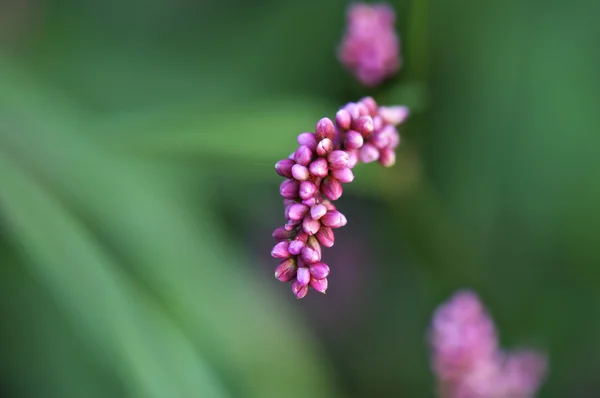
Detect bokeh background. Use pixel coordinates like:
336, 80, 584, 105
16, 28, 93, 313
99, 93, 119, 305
1, 0, 600, 397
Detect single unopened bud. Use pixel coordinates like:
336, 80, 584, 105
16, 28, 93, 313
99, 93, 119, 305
273, 226, 294, 241
378, 148, 396, 167
345, 130, 364, 149
309, 157, 329, 177
327, 150, 350, 170
389, 129, 400, 149
297, 132, 318, 150
315, 117, 336, 140
288, 240, 305, 255
310, 204, 328, 220
316, 226, 335, 247
344, 103, 360, 119
356, 102, 370, 117
291, 164, 310, 181
360, 96, 378, 116
316, 138, 334, 156
306, 235, 322, 257
321, 177, 343, 201
359, 143, 379, 163
301, 247, 321, 264
274, 258, 297, 282
372, 115, 383, 132
335, 109, 352, 130
331, 167, 354, 183
347, 149, 359, 168
280, 179, 299, 199
322, 200, 337, 211
351, 116, 374, 137
299, 180, 318, 200
372, 127, 393, 149
378, 105, 409, 126
296, 231, 309, 243
302, 197, 316, 207
271, 241, 291, 258
287, 203, 309, 221
321, 210, 347, 228
275, 159, 295, 178
292, 280, 309, 298
309, 262, 330, 279
294, 145, 313, 166
310, 277, 328, 294
302, 215, 321, 235
285, 219, 301, 231
296, 267, 311, 286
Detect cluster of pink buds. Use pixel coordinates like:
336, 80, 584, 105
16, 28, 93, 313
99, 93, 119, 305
338, 2, 401, 87
429, 290, 547, 398
272, 97, 409, 298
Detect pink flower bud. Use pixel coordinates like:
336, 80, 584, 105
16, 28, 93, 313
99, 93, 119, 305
316, 226, 335, 247
294, 145, 313, 166
280, 179, 299, 199
309, 262, 330, 279
284, 219, 301, 231
271, 241, 291, 258
378, 147, 396, 167
389, 129, 400, 149
321, 210, 347, 228
274, 258, 297, 282
309, 157, 329, 177
273, 226, 293, 241
296, 267, 311, 286
302, 197, 317, 207
359, 143, 379, 163
355, 102, 370, 116
306, 235, 322, 258
322, 200, 336, 211
292, 280, 309, 298
310, 204, 328, 220
288, 240, 305, 255
331, 167, 354, 183
347, 149, 359, 168
345, 130, 364, 149
287, 203, 309, 221
351, 116, 374, 137
299, 180, 318, 200
291, 164, 310, 181
360, 96, 378, 116
335, 109, 352, 130
275, 159, 295, 178
372, 115, 383, 132
321, 177, 343, 201
301, 247, 321, 264
372, 127, 393, 149
316, 138, 334, 156
327, 150, 350, 170
302, 215, 321, 235
344, 103, 360, 119
310, 277, 328, 294
297, 132, 318, 150
315, 117, 336, 140
378, 105, 409, 125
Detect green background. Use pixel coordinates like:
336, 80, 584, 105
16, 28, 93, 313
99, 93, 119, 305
1, 0, 599, 397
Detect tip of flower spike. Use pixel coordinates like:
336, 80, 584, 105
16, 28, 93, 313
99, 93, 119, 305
316, 117, 336, 140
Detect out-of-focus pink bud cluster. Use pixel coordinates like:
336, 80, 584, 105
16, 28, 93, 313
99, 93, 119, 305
272, 97, 409, 298
429, 290, 547, 398
338, 3, 401, 87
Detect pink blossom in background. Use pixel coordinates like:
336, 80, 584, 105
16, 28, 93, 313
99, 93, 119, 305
429, 290, 547, 398
338, 3, 401, 87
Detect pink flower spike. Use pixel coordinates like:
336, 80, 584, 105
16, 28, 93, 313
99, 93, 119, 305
302, 216, 321, 235
310, 277, 328, 294
271, 241, 291, 258
309, 157, 329, 177
316, 117, 336, 140
275, 159, 295, 178
296, 267, 311, 286
316, 226, 335, 247
321, 176, 343, 201
331, 167, 354, 184
309, 262, 330, 279
359, 143, 379, 163
321, 210, 347, 228
335, 109, 352, 130
378, 105, 409, 125
292, 280, 309, 299
327, 150, 350, 170
316, 138, 334, 156
310, 204, 328, 220
274, 258, 297, 282
294, 145, 313, 166
297, 132, 318, 150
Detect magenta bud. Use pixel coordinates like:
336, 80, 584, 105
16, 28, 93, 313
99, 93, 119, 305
359, 143, 380, 163
306, 235, 322, 257
299, 180, 318, 200
285, 219, 301, 231
331, 167, 354, 183
321, 177, 343, 201
345, 130, 364, 149
280, 179, 299, 199
274, 258, 297, 282
287, 203, 309, 221
372, 115, 383, 132
296, 231, 309, 243
316, 226, 335, 247
292, 280, 309, 298
291, 164, 310, 181
378, 106, 409, 125
275, 159, 295, 178
302, 197, 317, 207
315, 117, 336, 140
356, 102, 370, 116
389, 129, 400, 149
301, 247, 321, 264
360, 96, 378, 116
310, 204, 327, 220
273, 226, 294, 241
297, 132, 318, 150
302, 216, 321, 235
327, 150, 349, 170
322, 201, 337, 211
316, 138, 334, 156
308, 157, 329, 178
372, 128, 393, 149
288, 240, 305, 255
271, 241, 291, 258
309, 262, 330, 279
378, 148, 396, 167
352, 116, 374, 137
347, 149, 359, 168
335, 109, 352, 130
310, 277, 328, 294
294, 145, 313, 166
296, 267, 311, 286
321, 210, 347, 228
344, 103, 360, 119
